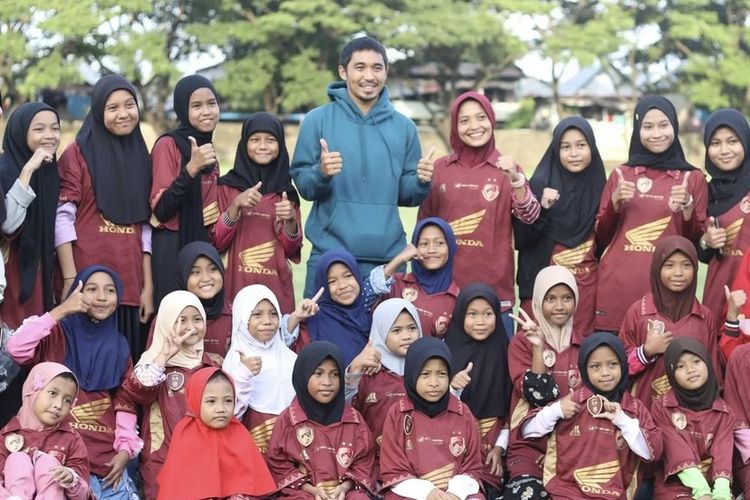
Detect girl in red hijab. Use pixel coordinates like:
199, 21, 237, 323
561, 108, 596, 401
418, 91, 540, 336
157, 367, 275, 499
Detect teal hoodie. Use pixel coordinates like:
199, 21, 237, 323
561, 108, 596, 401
291, 81, 429, 263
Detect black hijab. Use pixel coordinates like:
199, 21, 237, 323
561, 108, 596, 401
162, 75, 218, 246
76, 74, 151, 225
0, 102, 59, 308
517, 117, 606, 296
663, 337, 718, 411
176, 241, 225, 320
292, 341, 345, 426
578, 332, 628, 402
444, 283, 511, 418
624, 95, 694, 171
704, 108, 750, 217
404, 337, 453, 418
219, 112, 299, 205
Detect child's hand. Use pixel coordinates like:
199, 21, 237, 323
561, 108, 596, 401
159, 323, 194, 361
417, 145, 437, 183
593, 400, 622, 422
102, 450, 130, 488
611, 168, 635, 211
52, 281, 91, 321
400, 243, 421, 263
328, 480, 353, 500
485, 445, 504, 476
24, 147, 55, 173
540, 187, 560, 209
704, 216, 727, 249
450, 362, 473, 391
186, 136, 217, 177
643, 325, 674, 358
668, 172, 691, 212
725, 285, 747, 322
238, 351, 262, 375
510, 309, 542, 345
560, 391, 581, 419
50, 465, 76, 489
350, 340, 382, 376
274, 192, 295, 222
496, 155, 521, 182
294, 287, 324, 320
426, 488, 455, 500
306, 483, 328, 500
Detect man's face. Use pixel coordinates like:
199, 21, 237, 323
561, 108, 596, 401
338, 50, 387, 110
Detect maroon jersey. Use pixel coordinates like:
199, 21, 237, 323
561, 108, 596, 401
0, 417, 90, 484
58, 141, 146, 306
351, 369, 405, 450
120, 357, 214, 500
0, 240, 45, 328
550, 237, 598, 335
650, 391, 734, 499
532, 387, 662, 499
620, 294, 720, 408
217, 187, 302, 314
720, 343, 750, 496
388, 273, 458, 338
702, 197, 750, 331
16, 326, 136, 477
379, 395, 483, 498
595, 166, 708, 331
149, 136, 219, 231
476, 416, 504, 489
242, 408, 278, 457
506, 334, 581, 479
419, 155, 528, 311
266, 398, 376, 498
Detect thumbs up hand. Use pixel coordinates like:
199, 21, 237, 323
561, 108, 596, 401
417, 145, 437, 183
319, 139, 343, 178
274, 191, 295, 222
704, 216, 727, 249
238, 350, 263, 375
669, 171, 692, 212
186, 136, 217, 177
350, 340, 382, 376
450, 362, 473, 391
611, 167, 636, 212
725, 285, 747, 322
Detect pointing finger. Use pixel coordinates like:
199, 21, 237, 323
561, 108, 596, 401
310, 287, 325, 303
320, 138, 329, 154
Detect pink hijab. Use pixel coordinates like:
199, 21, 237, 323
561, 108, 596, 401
447, 91, 498, 168
17, 362, 78, 431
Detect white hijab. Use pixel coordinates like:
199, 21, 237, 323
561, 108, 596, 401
222, 285, 296, 415
531, 265, 579, 353
369, 298, 423, 376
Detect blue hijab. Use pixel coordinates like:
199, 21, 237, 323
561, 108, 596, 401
61, 265, 130, 391
307, 250, 372, 366
411, 217, 457, 294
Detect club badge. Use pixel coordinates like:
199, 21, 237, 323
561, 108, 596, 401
296, 426, 314, 447
402, 288, 419, 302
403, 414, 413, 435
449, 436, 466, 457
336, 447, 353, 468
4, 433, 23, 453
637, 177, 652, 194
672, 412, 687, 431
167, 372, 184, 392
543, 349, 556, 368
586, 394, 606, 417
482, 184, 499, 202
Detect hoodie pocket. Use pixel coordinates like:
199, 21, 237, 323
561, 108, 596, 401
327, 200, 405, 260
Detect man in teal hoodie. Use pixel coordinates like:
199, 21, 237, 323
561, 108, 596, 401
291, 36, 435, 296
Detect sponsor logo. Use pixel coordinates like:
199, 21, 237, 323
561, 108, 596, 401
573, 459, 620, 495
724, 218, 744, 249
69, 397, 113, 433
570, 425, 581, 436
403, 414, 413, 435
624, 216, 671, 252
449, 210, 486, 236
203, 202, 219, 226
238, 241, 279, 275
98, 214, 135, 234
365, 392, 377, 404
553, 240, 594, 268
651, 374, 671, 396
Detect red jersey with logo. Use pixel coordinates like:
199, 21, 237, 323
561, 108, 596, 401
506, 334, 581, 479
216, 187, 302, 314
528, 387, 662, 499
702, 198, 750, 331
419, 155, 539, 311
120, 357, 214, 500
266, 398, 376, 499
14, 326, 136, 477
620, 294, 720, 408
595, 166, 708, 331
242, 408, 278, 458
388, 273, 458, 338
58, 141, 145, 306
379, 396, 484, 498
149, 137, 219, 231
722, 343, 750, 496
0, 417, 90, 487
651, 392, 734, 499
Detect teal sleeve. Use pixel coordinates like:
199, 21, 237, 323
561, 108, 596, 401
676, 467, 711, 498
711, 477, 731, 500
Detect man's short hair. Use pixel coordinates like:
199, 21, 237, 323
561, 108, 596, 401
339, 36, 388, 68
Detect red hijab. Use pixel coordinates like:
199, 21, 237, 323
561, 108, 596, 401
447, 91, 498, 168
157, 367, 276, 499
